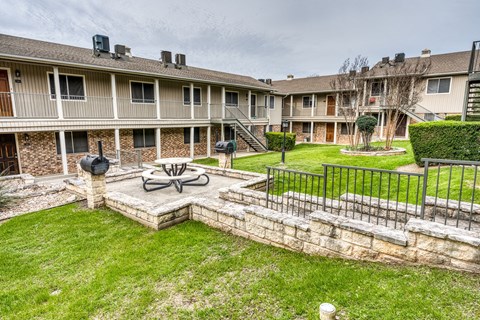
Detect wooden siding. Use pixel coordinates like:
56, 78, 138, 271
418, 75, 467, 114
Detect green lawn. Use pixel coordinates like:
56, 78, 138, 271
196, 141, 480, 204
1, 204, 479, 319
195, 141, 415, 173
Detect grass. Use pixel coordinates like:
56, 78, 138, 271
1, 204, 480, 319
195, 141, 480, 204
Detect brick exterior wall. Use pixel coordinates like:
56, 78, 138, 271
291, 122, 310, 142
313, 123, 326, 143
18, 131, 63, 176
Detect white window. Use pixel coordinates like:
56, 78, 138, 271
225, 91, 239, 107
269, 95, 275, 109
183, 86, 202, 106
55, 131, 88, 154
371, 81, 384, 97
48, 73, 85, 100
131, 82, 154, 103
426, 78, 451, 94
303, 96, 312, 108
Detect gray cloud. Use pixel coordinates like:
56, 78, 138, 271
1, 0, 479, 80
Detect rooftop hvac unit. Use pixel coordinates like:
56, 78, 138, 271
175, 53, 186, 66
394, 52, 405, 63
381, 56, 390, 64
92, 34, 110, 53
161, 51, 172, 64
265, 79, 272, 85
114, 44, 126, 55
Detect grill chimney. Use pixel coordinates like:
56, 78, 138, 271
287, 74, 294, 80
421, 48, 431, 58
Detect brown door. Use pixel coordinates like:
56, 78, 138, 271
395, 116, 407, 137
0, 134, 19, 175
326, 123, 335, 142
0, 70, 13, 117
327, 96, 336, 116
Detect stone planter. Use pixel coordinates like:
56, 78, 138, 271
340, 147, 406, 156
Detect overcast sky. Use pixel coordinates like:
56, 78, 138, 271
1, 0, 479, 80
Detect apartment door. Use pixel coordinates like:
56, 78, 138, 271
395, 116, 407, 137
0, 70, 14, 117
326, 123, 335, 142
326, 96, 336, 116
250, 94, 257, 118
0, 134, 19, 175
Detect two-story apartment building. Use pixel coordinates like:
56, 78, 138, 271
273, 49, 472, 144
0, 34, 283, 177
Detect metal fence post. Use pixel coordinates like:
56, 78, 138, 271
420, 159, 429, 219
265, 167, 271, 208
322, 164, 327, 211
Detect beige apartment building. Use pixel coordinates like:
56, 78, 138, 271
0, 33, 476, 177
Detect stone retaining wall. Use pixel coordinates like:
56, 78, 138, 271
103, 191, 480, 273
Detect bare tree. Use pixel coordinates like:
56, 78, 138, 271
330, 56, 369, 148
374, 57, 431, 149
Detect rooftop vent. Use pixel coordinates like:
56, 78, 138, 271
421, 48, 431, 58
161, 51, 173, 65
92, 34, 110, 56
125, 47, 132, 58
175, 53, 186, 66
361, 66, 370, 73
394, 52, 405, 63
381, 56, 390, 64
287, 74, 294, 80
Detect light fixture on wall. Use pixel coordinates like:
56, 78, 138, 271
15, 69, 21, 77
23, 133, 30, 145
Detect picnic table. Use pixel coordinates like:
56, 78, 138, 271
142, 157, 209, 193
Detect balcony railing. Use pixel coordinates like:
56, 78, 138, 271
1, 92, 268, 121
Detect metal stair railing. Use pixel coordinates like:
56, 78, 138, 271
225, 107, 267, 151
407, 104, 444, 122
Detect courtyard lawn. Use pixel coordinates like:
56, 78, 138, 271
194, 141, 415, 173
195, 141, 480, 204
1, 204, 479, 319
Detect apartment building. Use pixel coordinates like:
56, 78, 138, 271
0, 34, 283, 176
274, 49, 473, 143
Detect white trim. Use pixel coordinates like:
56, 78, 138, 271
182, 85, 202, 107
47, 71, 87, 102
111, 74, 118, 119
156, 128, 161, 159
207, 85, 211, 120
289, 95, 293, 117
247, 90, 252, 119
425, 77, 452, 95
58, 130, 68, 175
207, 126, 211, 157
155, 79, 161, 119
190, 127, 195, 158
190, 83, 195, 119
221, 87, 226, 119
114, 128, 120, 154
311, 94, 315, 117
333, 122, 338, 144
0, 67, 16, 117
129, 80, 155, 104
225, 90, 240, 108
310, 121, 314, 142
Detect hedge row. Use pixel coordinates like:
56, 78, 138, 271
265, 132, 296, 151
445, 114, 480, 121
409, 121, 480, 165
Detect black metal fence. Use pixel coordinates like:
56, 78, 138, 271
266, 158, 480, 231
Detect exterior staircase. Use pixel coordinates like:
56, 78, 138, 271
405, 104, 444, 123
463, 40, 480, 121
230, 120, 267, 152
224, 107, 268, 152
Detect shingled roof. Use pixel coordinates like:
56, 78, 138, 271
273, 50, 471, 94
272, 74, 339, 94
0, 34, 272, 91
